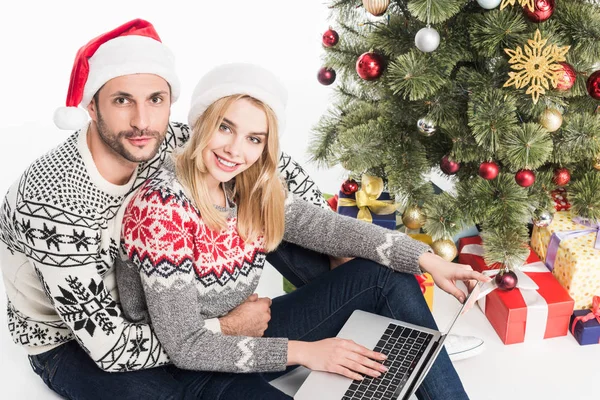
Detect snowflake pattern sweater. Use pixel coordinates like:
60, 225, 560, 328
0, 122, 327, 372
117, 162, 431, 373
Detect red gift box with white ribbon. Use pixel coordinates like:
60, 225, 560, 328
458, 236, 575, 345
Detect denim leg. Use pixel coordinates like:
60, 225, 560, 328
176, 372, 292, 400
263, 258, 468, 400
28, 340, 188, 400
266, 241, 330, 287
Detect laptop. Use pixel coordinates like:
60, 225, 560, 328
294, 284, 478, 400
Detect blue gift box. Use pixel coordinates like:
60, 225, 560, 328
570, 310, 600, 345
337, 191, 396, 230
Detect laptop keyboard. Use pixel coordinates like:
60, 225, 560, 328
342, 323, 433, 400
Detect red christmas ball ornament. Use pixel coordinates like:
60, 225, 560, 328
479, 161, 500, 180
555, 62, 576, 91
317, 67, 336, 86
356, 52, 385, 81
587, 70, 600, 100
515, 169, 536, 187
553, 168, 571, 186
440, 156, 460, 175
322, 28, 339, 47
495, 270, 518, 291
522, 0, 555, 23
341, 179, 359, 195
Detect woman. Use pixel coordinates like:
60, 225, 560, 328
118, 63, 487, 399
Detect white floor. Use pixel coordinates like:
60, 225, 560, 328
1, 262, 598, 399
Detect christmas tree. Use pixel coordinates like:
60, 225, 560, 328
311, 0, 600, 270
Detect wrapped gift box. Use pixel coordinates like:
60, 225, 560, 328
570, 311, 600, 346
458, 235, 540, 272
409, 233, 434, 311
337, 191, 396, 230
531, 211, 600, 310
459, 235, 574, 345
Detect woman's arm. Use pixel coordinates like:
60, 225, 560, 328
282, 194, 430, 275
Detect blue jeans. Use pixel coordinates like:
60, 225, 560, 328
29, 244, 467, 399
265, 244, 468, 400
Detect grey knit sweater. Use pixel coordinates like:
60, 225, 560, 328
117, 164, 431, 374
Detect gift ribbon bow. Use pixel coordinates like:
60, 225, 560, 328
337, 175, 398, 224
545, 216, 600, 271
571, 296, 600, 335
415, 274, 433, 294
461, 243, 550, 341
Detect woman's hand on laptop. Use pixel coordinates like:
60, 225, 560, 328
287, 338, 388, 381
418, 252, 491, 309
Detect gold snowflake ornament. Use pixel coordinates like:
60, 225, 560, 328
503, 29, 570, 104
500, 0, 534, 12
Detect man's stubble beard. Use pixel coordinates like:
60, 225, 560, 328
96, 107, 167, 163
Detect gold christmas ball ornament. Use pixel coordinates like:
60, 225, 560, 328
362, 0, 390, 16
431, 239, 458, 262
402, 205, 425, 230
539, 108, 563, 132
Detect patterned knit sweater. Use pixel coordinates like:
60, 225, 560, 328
0, 122, 327, 372
117, 162, 431, 373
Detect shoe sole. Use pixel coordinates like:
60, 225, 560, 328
448, 341, 485, 362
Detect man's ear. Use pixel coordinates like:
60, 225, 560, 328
87, 98, 98, 122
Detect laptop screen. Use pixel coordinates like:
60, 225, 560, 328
441, 283, 478, 334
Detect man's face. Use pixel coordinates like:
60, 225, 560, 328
87, 74, 171, 163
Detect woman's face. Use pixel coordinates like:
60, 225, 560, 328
201, 97, 268, 187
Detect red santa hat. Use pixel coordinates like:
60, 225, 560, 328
54, 18, 180, 130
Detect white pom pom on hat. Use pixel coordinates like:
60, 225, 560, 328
53, 107, 88, 130
54, 18, 180, 130
187, 63, 288, 135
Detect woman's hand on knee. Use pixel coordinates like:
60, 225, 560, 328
418, 252, 491, 306
287, 338, 387, 381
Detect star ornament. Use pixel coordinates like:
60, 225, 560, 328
500, 0, 534, 12
503, 29, 570, 104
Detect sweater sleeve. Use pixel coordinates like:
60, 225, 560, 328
278, 152, 328, 209
282, 194, 432, 275
121, 187, 288, 373
10, 207, 171, 372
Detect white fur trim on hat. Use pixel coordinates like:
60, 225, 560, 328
53, 107, 89, 131
82, 35, 180, 108
187, 63, 288, 135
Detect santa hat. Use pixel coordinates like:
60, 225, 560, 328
54, 18, 180, 130
187, 63, 288, 135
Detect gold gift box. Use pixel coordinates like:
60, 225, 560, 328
531, 211, 600, 309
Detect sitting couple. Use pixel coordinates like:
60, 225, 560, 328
0, 19, 488, 399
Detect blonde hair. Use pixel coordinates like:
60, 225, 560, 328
175, 95, 285, 251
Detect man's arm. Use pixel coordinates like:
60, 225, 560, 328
9, 201, 171, 372
278, 152, 328, 209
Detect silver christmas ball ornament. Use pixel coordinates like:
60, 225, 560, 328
476, 0, 502, 9
533, 210, 553, 227
415, 27, 440, 53
417, 118, 436, 136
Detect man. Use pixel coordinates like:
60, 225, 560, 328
0, 19, 482, 399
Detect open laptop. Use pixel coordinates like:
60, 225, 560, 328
294, 285, 478, 400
